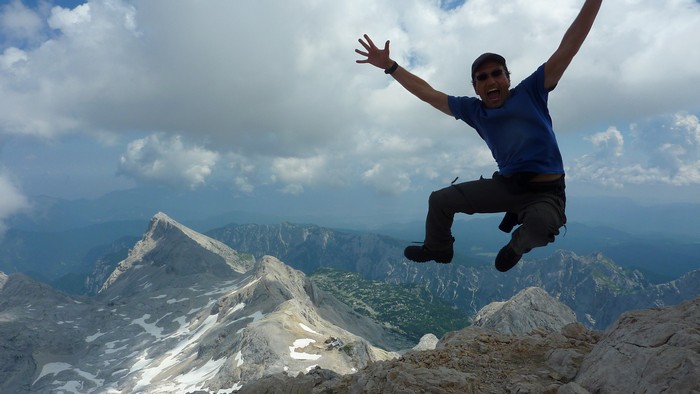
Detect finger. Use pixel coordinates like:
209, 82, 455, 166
357, 38, 370, 51
355, 49, 369, 56
383, 40, 390, 51
364, 34, 377, 49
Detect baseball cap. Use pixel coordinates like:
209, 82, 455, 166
471, 53, 507, 79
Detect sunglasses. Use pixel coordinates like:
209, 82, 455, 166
475, 68, 505, 82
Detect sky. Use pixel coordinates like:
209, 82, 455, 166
1, 0, 700, 231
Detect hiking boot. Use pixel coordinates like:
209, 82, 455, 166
495, 243, 522, 272
404, 242, 453, 264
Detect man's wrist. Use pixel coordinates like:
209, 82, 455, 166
384, 61, 399, 74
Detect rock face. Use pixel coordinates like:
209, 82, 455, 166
473, 286, 578, 335
576, 296, 700, 393
237, 293, 700, 394
0, 213, 405, 394
412, 333, 439, 351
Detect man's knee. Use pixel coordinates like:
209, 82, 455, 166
428, 187, 452, 207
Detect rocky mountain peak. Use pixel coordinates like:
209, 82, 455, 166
99, 212, 254, 293
473, 286, 578, 335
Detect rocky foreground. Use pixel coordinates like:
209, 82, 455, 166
236, 292, 700, 394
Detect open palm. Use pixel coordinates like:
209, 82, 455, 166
355, 34, 391, 69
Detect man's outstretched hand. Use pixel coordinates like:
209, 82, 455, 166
355, 34, 393, 70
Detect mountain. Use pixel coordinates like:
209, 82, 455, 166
472, 286, 577, 335
208, 222, 700, 330
207, 222, 411, 277
237, 290, 700, 393
3, 213, 698, 393
0, 213, 409, 393
4, 189, 699, 291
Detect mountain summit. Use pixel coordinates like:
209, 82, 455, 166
100, 211, 253, 293
473, 286, 578, 335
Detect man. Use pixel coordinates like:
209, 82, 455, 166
355, 0, 603, 272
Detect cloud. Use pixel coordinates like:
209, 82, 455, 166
569, 113, 700, 187
269, 156, 330, 195
362, 163, 413, 195
0, 0, 44, 47
47, 3, 91, 31
1, 0, 699, 198
588, 127, 624, 159
0, 46, 27, 71
0, 169, 29, 236
118, 134, 219, 188
569, 127, 626, 188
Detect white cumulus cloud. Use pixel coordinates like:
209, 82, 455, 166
118, 134, 219, 188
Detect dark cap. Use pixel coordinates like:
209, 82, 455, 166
471, 52, 507, 79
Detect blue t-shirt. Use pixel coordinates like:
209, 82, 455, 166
447, 64, 564, 176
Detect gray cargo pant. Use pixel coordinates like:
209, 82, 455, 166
423, 172, 567, 255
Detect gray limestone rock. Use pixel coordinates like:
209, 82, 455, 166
472, 286, 578, 334
575, 296, 700, 393
237, 292, 698, 394
412, 333, 439, 351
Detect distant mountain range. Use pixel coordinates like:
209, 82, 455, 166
2, 186, 698, 288
373, 216, 700, 282
206, 222, 700, 330
2, 212, 698, 331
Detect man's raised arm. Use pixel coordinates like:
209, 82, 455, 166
355, 34, 452, 116
544, 0, 603, 90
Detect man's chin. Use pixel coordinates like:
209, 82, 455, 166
483, 99, 503, 108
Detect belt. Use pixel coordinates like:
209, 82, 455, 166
529, 173, 563, 182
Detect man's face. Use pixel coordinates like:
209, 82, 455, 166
473, 61, 511, 108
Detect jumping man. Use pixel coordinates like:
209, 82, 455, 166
355, 0, 603, 272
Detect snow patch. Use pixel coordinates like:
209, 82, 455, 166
289, 338, 321, 361
174, 357, 228, 391
33, 362, 104, 389
130, 314, 165, 339
299, 323, 319, 334
132, 313, 220, 391
167, 297, 190, 304
85, 330, 106, 343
